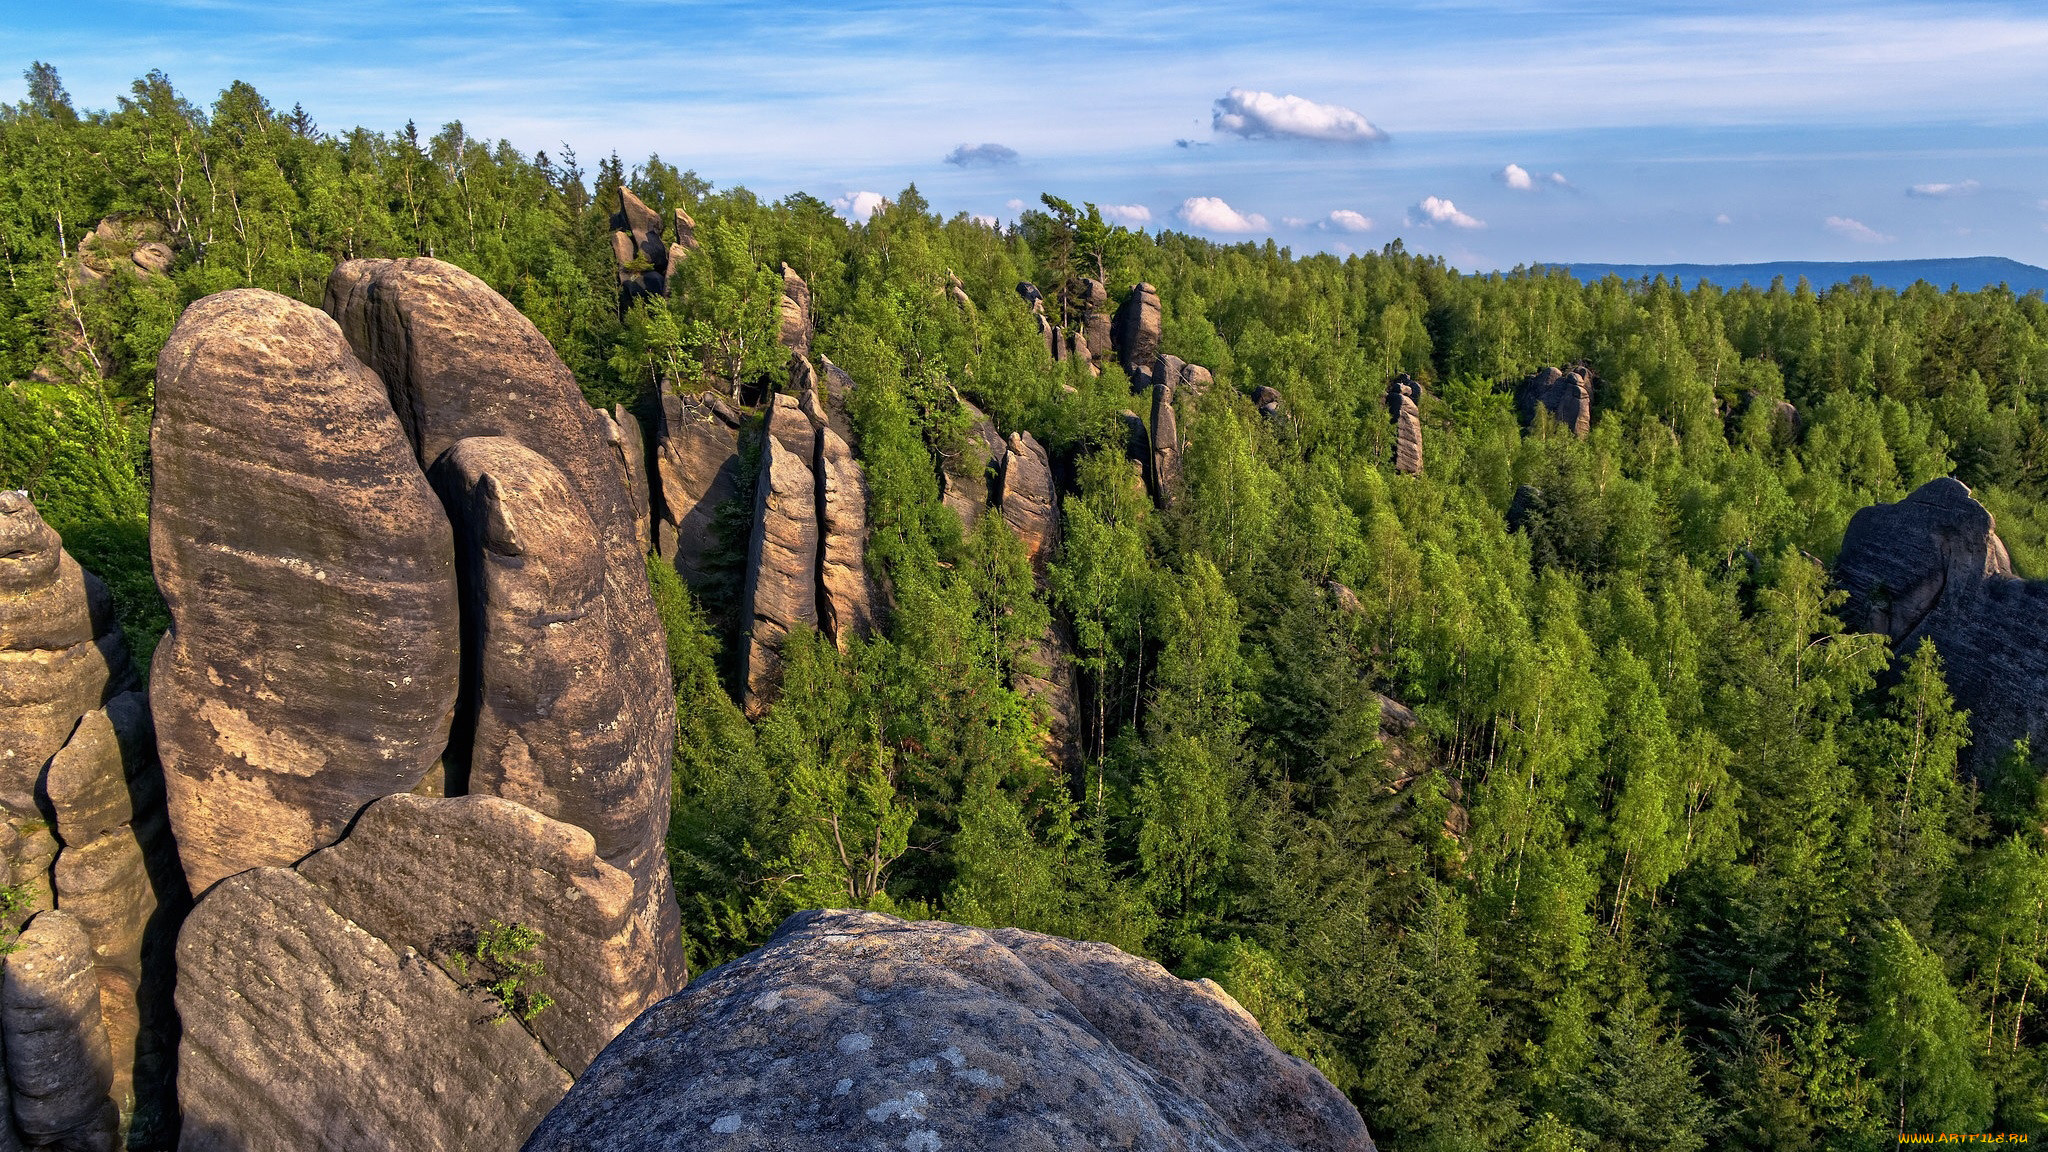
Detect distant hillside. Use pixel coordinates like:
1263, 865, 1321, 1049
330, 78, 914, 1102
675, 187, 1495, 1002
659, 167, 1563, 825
1550, 256, 2048, 295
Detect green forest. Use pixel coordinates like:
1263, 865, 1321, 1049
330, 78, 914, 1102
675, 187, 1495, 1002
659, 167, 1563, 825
6, 64, 2048, 1149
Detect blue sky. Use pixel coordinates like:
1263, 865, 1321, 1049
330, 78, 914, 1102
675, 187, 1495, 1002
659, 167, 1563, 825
8, 0, 2048, 269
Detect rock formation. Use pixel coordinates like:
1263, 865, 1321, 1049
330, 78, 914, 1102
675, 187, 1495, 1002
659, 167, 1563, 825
1112, 282, 1163, 378
610, 187, 670, 305
151, 289, 461, 892
939, 399, 1005, 529
77, 217, 171, 283
779, 263, 813, 355
140, 263, 687, 1149
654, 392, 743, 584
1148, 381, 1181, 507
4, 911, 117, 1151
1387, 375, 1424, 476
1515, 364, 1593, 437
526, 909, 1376, 1152
606, 403, 652, 555
815, 356, 859, 448
741, 395, 821, 712
1833, 477, 2048, 777
996, 431, 1056, 571
816, 424, 880, 649
1073, 277, 1113, 363
1254, 386, 1284, 421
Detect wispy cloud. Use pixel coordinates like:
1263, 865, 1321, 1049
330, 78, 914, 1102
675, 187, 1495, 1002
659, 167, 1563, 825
943, 143, 1018, 168
1906, 179, 1978, 198
1825, 215, 1893, 243
1412, 196, 1484, 229
1325, 209, 1373, 232
1101, 203, 1151, 226
834, 190, 886, 221
1211, 88, 1385, 143
1179, 196, 1268, 233
1714, 213, 1733, 225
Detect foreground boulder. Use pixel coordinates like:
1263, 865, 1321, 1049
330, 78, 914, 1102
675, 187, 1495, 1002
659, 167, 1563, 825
4, 911, 117, 1151
525, 910, 1375, 1152
151, 290, 461, 892
1833, 477, 2048, 777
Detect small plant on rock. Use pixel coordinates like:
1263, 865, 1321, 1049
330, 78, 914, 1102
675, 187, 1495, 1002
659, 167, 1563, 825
447, 919, 555, 1024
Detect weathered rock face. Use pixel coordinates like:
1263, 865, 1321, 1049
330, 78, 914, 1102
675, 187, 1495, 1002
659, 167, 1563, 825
326, 258, 684, 986
654, 392, 744, 584
1074, 277, 1113, 363
1180, 362, 1215, 397
779, 263, 813, 355
526, 910, 1376, 1152
4, 910, 117, 1151
1112, 282, 1163, 378
610, 187, 670, 304
816, 426, 880, 649
1387, 375, 1424, 476
1833, 477, 2048, 777
1148, 382, 1182, 507
175, 866, 570, 1152
0, 493, 132, 820
742, 395, 821, 713
1515, 364, 1593, 437
607, 403, 652, 556
1065, 327, 1095, 371
295, 794, 660, 1075
151, 289, 461, 892
76, 216, 171, 283
38, 689, 185, 1135
996, 431, 1056, 571
815, 356, 859, 448
940, 399, 1005, 529
1015, 623, 1082, 765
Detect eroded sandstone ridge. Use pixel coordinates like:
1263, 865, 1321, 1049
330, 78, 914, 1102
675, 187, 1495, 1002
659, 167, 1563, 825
1832, 476, 2048, 776
1516, 364, 1593, 437
0, 492, 184, 1148
1387, 375, 1424, 476
138, 259, 686, 1150
524, 909, 1376, 1152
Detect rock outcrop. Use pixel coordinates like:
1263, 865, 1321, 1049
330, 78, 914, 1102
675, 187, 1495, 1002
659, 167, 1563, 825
610, 187, 671, 305
4, 911, 117, 1151
940, 399, 1005, 529
1254, 385, 1284, 421
325, 257, 683, 985
1112, 282, 1163, 378
816, 425, 880, 649
654, 392, 744, 584
607, 403, 653, 555
779, 263, 813, 355
151, 289, 461, 892
526, 909, 1376, 1152
1073, 277, 1113, 364
741, 395, 821, 712
996, 431, 1056, 571
1148, 381, 1181, 507
1516, 364, 1593, 437
1833, 477, 2048, 777
1387, 375, 1424, 476
77, 217, 171, 283
175, 865, 570, 1152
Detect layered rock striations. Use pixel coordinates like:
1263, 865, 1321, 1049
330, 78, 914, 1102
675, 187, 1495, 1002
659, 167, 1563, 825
779, 263, 813, 355
136, 261, 689, 1149
150, 289, 460, 893
525, 909, 1376, 1152
1112, 282, 1163, 378
1833, 477, 2048, 777
1387, 375, 1424, 476
741, 395, 822, 712
654, 391, 744, 584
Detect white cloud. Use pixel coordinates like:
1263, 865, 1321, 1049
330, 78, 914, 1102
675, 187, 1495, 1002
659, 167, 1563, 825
1500, 163, 1568, 190
1005, 198, 1026, 212
1101, 204, 1152, 226
1178, 196, 1269, 233
1907, 179, 1979, 198
1281, 216, 1311, 228
1326, 209, 1374, 232
971, 213, 999, 228
1211, 88, 1386, 143
833, 191, 886, 221
1825, 215, 1894, 243
1412, 196, 1485, 229
1715, 213, 1733, 225
944, 143, 1019, 168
